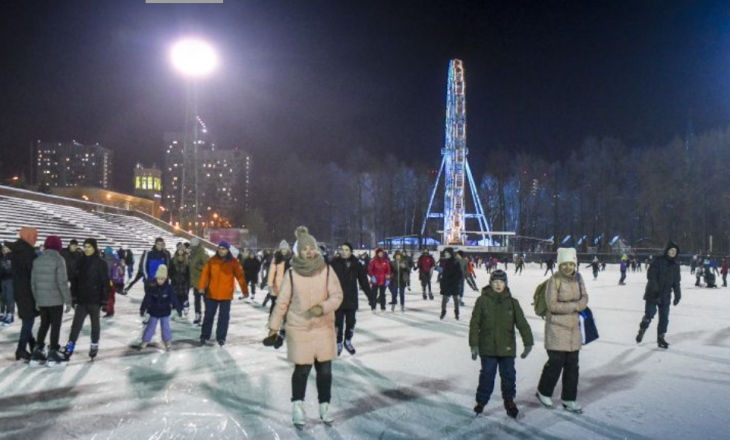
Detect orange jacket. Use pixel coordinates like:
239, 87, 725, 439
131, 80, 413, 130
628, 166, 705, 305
198, 255, 248, 300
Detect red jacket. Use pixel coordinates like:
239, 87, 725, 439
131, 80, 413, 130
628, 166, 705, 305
368, 253, 392, 287
417, 254, 436, 273
722, 261, 728, 275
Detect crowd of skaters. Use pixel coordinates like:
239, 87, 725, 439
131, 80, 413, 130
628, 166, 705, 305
0, 224, 688, 429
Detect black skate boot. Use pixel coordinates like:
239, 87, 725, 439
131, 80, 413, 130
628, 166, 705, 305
89, 343, 99, 360
440, 309, 446, 320
46, 349, 68, 367
636, 327, 647, 344
473, 401, 486, 416
504, 399, 519, 418
62, 341, 75, 361
657, 334, 669, 349
344, 339, 356, 355
29, 345, 47, 367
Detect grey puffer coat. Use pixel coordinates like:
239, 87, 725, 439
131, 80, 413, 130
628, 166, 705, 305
31, 249, 72, 307
544, 271, 588, 352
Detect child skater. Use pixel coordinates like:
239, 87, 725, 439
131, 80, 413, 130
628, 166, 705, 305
139, 265, 183, 351
469, 269, 533, 418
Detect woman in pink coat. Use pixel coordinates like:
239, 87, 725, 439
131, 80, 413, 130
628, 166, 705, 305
268, 226, 343, 429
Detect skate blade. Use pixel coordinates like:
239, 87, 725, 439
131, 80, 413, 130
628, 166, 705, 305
46, 361, 68, 368
294, 423, 305, 430
562, 406, 583, 414
29, 361, 46, 367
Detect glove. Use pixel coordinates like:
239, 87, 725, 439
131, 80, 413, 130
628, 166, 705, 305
673, 298, 680, 306
385, 279, 391, 287
521, 345, 532, 359
309, 305, 324, 317
64, 304, 72, 314
263, 329, 280, 346
140, 309, 145, 317
470, 346, 478, 361
370, 276, 377, 284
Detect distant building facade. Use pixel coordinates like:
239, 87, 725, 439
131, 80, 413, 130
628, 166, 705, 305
34, 141, 113, 189
162, 132, 252, 228
133, 164, 162, 200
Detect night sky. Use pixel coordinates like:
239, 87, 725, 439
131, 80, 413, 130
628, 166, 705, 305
2, 1, 730, 191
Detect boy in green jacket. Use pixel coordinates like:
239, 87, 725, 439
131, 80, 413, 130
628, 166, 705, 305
469, 269, 533, 418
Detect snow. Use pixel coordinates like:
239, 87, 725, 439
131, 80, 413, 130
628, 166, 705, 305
1, 263, 728, 440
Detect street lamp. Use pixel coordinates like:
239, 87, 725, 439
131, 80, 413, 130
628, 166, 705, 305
170, 37, 218, 236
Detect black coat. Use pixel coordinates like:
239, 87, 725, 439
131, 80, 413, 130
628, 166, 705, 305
243, 257, 261, 281
644, 241, 681, 304
331, 255, 371, 311
439, 257, 463, 296
141, 281, 183, 318
169, 257, 190, 298
76, 253, 110, 306
10, 239, 37, 320
61, 247, 83, 281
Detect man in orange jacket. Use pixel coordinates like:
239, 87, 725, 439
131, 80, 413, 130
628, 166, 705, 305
198, 241, 247, 346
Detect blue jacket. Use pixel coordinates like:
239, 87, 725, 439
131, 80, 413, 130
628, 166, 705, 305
142, 248, 171, 282
140, 281, 183, 318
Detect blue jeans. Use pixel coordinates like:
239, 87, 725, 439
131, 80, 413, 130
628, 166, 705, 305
619, 271, 627, 283
476, 355, 516, 404
389, 284, 406, 306
1, 278, 14, 314
201, 298, 231, 342
640, 299, 671, 334
17, 316, 36, 353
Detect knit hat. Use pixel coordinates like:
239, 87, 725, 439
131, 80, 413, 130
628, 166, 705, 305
69, 239, 78, 246
43, 236, 62, 252
341, 242, 353, 252
84, 238, 98, 252
155, 264, 168, 279
490, 269, 508, 284
557, 247, 577, 266
190, 237, 200, 247
278, 239, 291, 251
104, 246, 115, 257
218, 241, 231, 250
443, 247, 454, 258
294, 226, 318, 254
19, 227, 38, 246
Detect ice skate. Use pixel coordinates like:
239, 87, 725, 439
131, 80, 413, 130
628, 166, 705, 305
292, 400, 306, 429
344, 339, 356, 355
320, 402, 334, 426
29, 346, 47, 367
657, 333, 669, 349
504, 399, 519, 418
337, 342, 343, 356
440, 310, 446, 320
562, 401, 583, 414
400, 304, 405, 313
46, 350, 68, 368
536, 391, 554, 408
164, 341, 172, 351
473, 401, 485, 415
138, 342, 148, 351
391, 303, 396, 313
636, 327, 646, 344
89, 343, 98, 360
193, 313, 201, 326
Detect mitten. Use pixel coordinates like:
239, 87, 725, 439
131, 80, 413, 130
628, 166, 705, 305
470, 346, 478, 361
310, 305, 324, 317
673, 297, 680, 306
521, 345, 532, 359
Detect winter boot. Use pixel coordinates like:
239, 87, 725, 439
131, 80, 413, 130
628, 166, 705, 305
344, 339, 356, 355
657, 334, 669, 349
29, 345, 47, 367
636, 327, 647, 344
562, 401, 583, 414
504, 399, 519, 418
89, 343, 99, 360
46, 349, 68, 367
536, 391, 554, 408
292, 400, 306, 429
193, 313, 201, 326
319, 402, 334, 426
337, 342, 343, 356
473, 401, 486, 415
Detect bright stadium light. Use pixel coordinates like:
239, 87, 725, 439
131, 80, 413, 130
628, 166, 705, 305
170, 38, 218, 78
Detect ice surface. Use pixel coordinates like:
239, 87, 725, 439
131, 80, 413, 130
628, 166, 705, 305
1, 264, 728, 440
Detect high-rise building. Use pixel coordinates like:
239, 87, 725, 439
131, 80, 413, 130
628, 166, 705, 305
34, 141, 113, 189
162, 132, 252, 227
133, 163, 162, 200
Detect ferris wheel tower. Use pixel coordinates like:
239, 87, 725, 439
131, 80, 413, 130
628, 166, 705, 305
422, 59, 491, 245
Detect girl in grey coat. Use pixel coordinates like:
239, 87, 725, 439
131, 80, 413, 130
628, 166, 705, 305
30, 236, 72, 366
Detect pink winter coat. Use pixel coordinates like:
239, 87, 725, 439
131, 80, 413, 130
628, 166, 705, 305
268, 265, 344, 364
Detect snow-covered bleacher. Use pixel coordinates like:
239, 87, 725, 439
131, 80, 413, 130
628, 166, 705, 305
0, 195, 188, 254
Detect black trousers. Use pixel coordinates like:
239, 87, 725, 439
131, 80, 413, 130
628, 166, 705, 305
37, 305, 64, 350
537, 350, 580, 401
248, 280, 257, 295
419, 272, 432, 294
373, 285, 387, 310
68, 303, 101, 344
335, 309, 356, 342
292, 360, 332, 403
441, 294, 460, 317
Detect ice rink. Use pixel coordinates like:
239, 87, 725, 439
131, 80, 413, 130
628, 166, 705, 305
1, 263, 728, 440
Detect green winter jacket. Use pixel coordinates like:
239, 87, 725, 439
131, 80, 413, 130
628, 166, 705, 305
189, 244, 209, 288
469, 286, 534, 357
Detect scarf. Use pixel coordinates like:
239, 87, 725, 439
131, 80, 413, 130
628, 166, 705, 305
291, 253, 325, 277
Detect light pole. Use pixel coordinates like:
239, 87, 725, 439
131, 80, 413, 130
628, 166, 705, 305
170, 38, 218, 235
